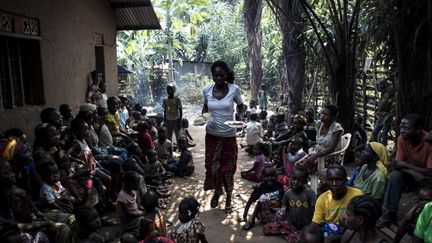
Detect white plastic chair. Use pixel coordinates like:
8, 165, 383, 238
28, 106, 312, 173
309, 133, 352, 193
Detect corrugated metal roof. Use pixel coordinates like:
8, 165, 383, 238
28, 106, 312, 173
110, 0, 161, 30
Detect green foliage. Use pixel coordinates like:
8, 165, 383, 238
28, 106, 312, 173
177, 73, 213, 104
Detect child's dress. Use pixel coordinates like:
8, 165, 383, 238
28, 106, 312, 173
277, 148, 307, 188
170, 218, 205, 243
76, 139, 97, 175
241, 154, 266, 182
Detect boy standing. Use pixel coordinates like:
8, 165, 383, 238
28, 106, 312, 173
163, 83, 182, 142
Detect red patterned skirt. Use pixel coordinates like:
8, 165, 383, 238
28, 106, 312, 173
204, 133, 238, 191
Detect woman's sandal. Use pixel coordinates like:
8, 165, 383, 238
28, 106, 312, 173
376, 214, 397, 228
210, 194, 220, 208
242, 221, 255, 230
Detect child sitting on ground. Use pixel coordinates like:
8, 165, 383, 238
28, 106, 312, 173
259, 110, 269, 131
242, 165, 284, 230
0, 159, 52, 242
144, 149, 171, 208
263, 166, 316, 241
180, 118, 196, 148
154, 127, 173, 165
137, 121, 155, 152
278, 136, 307, 188
138, 191, 167, 240
244, 110, 264, 155
38, 162, 75, 215
395, 186, 432, 243
75, 206, 104, 243
122, 158, 148, 206
299, 225, 324, 243
241, 142, 269, 182
170, 196, 207, 243
166, 136, 195, 177
117, 171, 145, 235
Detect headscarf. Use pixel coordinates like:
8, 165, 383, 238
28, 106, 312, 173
369, 142, 389, 175
0, 137, 23, 161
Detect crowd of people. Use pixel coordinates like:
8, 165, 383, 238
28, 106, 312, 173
0, 69, 202, 242
198, 60, 432, 243
1, 60, 432, 243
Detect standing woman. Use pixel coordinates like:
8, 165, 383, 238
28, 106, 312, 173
202, 60, 244, 213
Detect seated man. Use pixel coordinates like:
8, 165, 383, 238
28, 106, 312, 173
377, 114, 432, 227
312, 165, 363, 241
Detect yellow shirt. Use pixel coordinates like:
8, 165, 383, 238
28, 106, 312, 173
312, 187, 363, 225
107, 111, 120, 135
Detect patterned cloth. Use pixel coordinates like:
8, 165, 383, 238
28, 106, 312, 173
170, 219, 205, 243
204, 134, 237, 195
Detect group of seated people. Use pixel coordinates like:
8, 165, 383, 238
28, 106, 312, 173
239, 103, 432, 243
0, 95, 198, 242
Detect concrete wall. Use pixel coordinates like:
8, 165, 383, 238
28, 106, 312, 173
0, 0, 118, 140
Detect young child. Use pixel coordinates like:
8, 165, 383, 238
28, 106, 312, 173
244, 110, 264, 155
75, 206, 104, 242
138, 191, 167, 240
395, 186, 432, 243
242, 165, 284, 230
0, 159, 51, 242
241, 143, 269, 182
170, 197, 208, 243
59, 104, 73, 127
259, 110, 269, 131
180, 118, 196, 148
154, 126, 173, 165
138, 121, 155, 152
257, 84, 268, 111
117, 171, 145, 235
128, 111, 142, 131
263, 166, 316, 241
298, 225, 324, 243
162, 83, 183, 142
144, 149, 171, 209
282, 136, 307, 176
144, 149, 170, 186
122, 158, 148, 206
166, 136, 194, 177
38, 162, 75, 214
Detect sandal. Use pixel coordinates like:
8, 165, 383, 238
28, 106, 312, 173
376, 213, 397, 228
210, 194, 220, 208
242, 221, 255, 230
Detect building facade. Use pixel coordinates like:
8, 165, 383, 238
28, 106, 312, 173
0, 0, 159, 139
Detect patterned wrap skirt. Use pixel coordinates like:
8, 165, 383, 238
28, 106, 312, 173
204, 133, 238, 191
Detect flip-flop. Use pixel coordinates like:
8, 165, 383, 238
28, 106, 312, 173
242, 221, 255, 230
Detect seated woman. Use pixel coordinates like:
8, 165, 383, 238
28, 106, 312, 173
299, 105, 344, 175
341, 195, 388, 243
352, 142, 388, 200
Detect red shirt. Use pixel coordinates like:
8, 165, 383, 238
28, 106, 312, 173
396, 131, 432, 168
138, 131, 155, 152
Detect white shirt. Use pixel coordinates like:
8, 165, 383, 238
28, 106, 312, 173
40, 182, 66, 204
245, 121, 263, 145
203, 83, 243, 137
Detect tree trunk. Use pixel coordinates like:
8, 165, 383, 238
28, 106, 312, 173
394, 0, 432, 130
243, 0, 263, 103
275, 0, 305, 114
